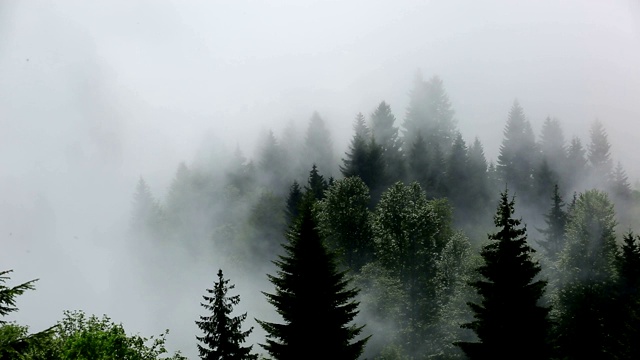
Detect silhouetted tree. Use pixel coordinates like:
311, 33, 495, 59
457, 190, 551, 360
196, 269, 256, 360
285, 181, 303, 225
258, 195, 368, 359
616, 231, 640, 359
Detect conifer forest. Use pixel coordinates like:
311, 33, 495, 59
2, 1, 640, 359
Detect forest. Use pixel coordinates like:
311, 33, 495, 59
2, 74, 640, 360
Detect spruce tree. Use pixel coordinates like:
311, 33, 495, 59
257, 195, 368, 359
537, 184, 567, 262
305, 164, 328, 201
304, 112, 336, 178
457, 190, 551, 359
285, 181, 303, 225
587, 120, 613, 189
565, 137, 587, 192
196, 269, 256, 360
370, 101, 404, 182
497, 101, 537, 201
617, 231, 640, 359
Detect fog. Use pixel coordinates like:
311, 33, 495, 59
1, 0, 639, 358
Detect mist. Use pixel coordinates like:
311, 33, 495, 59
1, 0, 639, 358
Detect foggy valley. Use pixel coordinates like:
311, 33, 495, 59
1, 1, 640, 359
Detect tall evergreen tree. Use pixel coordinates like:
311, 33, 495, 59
403, 74, 457, 153
304, 112, 335, 178
258, 195, 368, 359
196, 269, 256, 360
587, 120, 613, 189
457, 190, 551, 359
496, 101, 537, 200
537, 184, 567, 262
258, 130, 289, 193
616, 231, 640, 359
284, 181, 303, 225
305, 164, 329, 201
407, 132, 429, 190
370, 101, 404, 182
130, 177, 164, 236
565, 137, 588, 192
539, 117, 567, 186
466, 137, 491, 222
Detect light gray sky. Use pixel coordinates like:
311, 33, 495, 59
1, 0, 639, 357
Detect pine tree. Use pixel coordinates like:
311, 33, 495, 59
565, 137, 587, 192
497, 101, 537, 201
466, 137, 491, 221
445, 132, 469, 216
304, 112, 335, 178
407, 132, 429, 190
304, 164, 328, 201
258, 130, 288, 193
196, 269, 256, 360
537, 184, 567, 262
587, 120, 613, 189
130, 177, 164, 236
617, 231, 640, 359
285, 181, 303, 225
457, 190, 551, 359
370, 101, 404, 182
257, 195, 369, 359
539, 117, 567, 186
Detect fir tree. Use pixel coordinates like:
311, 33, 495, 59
305, 164, 328, 201
497, 101, 537, 201
130, 177, 164, 236
370, 101, 404, 182
285, 181, 303, 225
445, 132, 469, 216
304, 112, 335, 178
565, 137, 587, 191
258, 195, 369, 359
616, 231, 640, 359
537, 184, 567, 262
196, 269, 256, 360
457, 190, 551, 359
587, 120, 613, 189
539, 117, 567, 186
407, 132, 429, 190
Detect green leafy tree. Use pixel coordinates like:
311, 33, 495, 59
196, 269, 256, 360
257, 195, 368, 359
457, 190, 551, 360
316, 176, 375, 271
554, 189, 619, 359
372, 182, 454, 354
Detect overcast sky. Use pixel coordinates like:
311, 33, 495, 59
1, 0, 639, 357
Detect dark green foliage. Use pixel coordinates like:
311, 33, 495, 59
0, 270, 37, 322
316, 177, 375, 271
372, 182, 455, 354
587, 120, 613, 189
305, 164, 328, 201
196, 269, 256, 360
370, 101, 405, 183
285, 181, 303, 224
341, 114, 387, 198
304, 112, 336, 178
616, 231, 640, 358
497, 101, 537, 201
554, 190, 619, 359
258, 196, 368, 359
457, 190, 551, 360
537, 184, 567, 262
